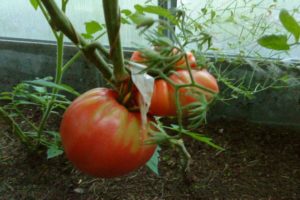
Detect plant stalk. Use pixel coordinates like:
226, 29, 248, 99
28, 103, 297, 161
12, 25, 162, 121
102, 0, 128, 82
37, 1, 67, 142
41, 0, 113, 82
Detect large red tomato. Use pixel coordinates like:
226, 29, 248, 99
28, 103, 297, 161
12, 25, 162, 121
149, 69, 219, 116
60, 88, 156, 178
130, 50, 197, 69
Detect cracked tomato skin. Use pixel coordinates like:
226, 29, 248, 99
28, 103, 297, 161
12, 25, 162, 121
149, 69, 219, 116
60, 88, 156, 178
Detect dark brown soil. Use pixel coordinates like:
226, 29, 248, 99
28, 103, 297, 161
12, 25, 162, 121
1, 117, 299, 200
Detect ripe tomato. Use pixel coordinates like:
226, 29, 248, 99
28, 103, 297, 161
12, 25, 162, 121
130, 51, 146, 63
60, 88, 156, 178
173, 51, 197, 69
130, 50, 197, 69
149, 69, 219, 116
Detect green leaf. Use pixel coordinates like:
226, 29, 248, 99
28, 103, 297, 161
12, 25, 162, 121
134, 4, 177, 24
180, 129, 225, 151
130, 13, 155, 28
32, 85, 47, 94
15, 100, 39, 106
279, 9, 300, 42
81, 33, 93, 39
210, 10, 216, 21
257, 34, 290, 50
121, 9, 132, 16
85, 21, 102, 35
146, 146, 160, 176
26, 80, 80, 96
29, 0, 39, 10
47, 146, 63, 159
121, 17, 131, 25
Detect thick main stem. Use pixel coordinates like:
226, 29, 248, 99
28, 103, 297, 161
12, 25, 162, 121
41, 0, 113, 82
102, 0, 128, 82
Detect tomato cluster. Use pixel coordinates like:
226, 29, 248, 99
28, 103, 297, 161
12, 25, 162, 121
131, 50, 219, 116
60, 49, 219, 178
130, 49, 197, 70
148, 69, 219, 116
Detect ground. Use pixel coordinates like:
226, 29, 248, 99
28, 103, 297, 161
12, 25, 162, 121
0, 117, 299, 200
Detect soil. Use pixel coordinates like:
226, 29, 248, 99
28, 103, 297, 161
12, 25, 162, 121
0, 117, 299, 200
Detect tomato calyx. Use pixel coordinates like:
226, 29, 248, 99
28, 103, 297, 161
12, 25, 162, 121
130, 47, 198, 76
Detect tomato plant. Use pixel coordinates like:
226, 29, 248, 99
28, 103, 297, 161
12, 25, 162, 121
148, 69, 219, 116
60, 88, 156, 178
130, 50, 197, 70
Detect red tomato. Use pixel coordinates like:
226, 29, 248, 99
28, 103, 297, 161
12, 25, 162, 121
130, 51, 146, 63
174, 51, 197, 69
130, 50, 197, 69
60, 88, 156, 178
149, 69, 219, 116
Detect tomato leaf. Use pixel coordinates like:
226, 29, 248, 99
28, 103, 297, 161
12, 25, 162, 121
146, 146, 160, 176
134, 4, 177, 25
29, 0, 39, 10
279, 9, 300, 42
81, 33, 94, 39
182, 130, 225, 151
47, 146, 63, 159
121, 9, 132, 16
257, 34, 290, 50
26, 79, 80, 96
85, 21, 103, 35
169, 125, 224, 151
129, 13, 155, 28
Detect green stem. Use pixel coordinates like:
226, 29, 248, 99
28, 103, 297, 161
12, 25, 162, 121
102, 0, 128, 82
37, 1, 67, 142
171, 139, 192, 172
41, 0, 113, 82
37, 0, 59, 40
62, 51, 82, 73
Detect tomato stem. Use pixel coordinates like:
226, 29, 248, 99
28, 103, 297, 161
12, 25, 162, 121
40, 0, 113, 82
103, 0, 129, 83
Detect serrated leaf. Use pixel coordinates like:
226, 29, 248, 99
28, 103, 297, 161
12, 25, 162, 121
27, 93, 46, 104
121, 17, 131, 25
15, 100, 39, 106
45, 131, 61, 139
146, 146, 160, 175
181, 130, 224, 151
26, 80, 80, 96
257, 34, 290, 50
121, 9, 132, 16
29, 0, 39, 10
47, 146, 63, 159
85, 21, 102, 35
279, 9, 300, 42
130, 13, 155, 28
81, 33, 93, 39
32, 85, 47, 93
134, 4, 177, 24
